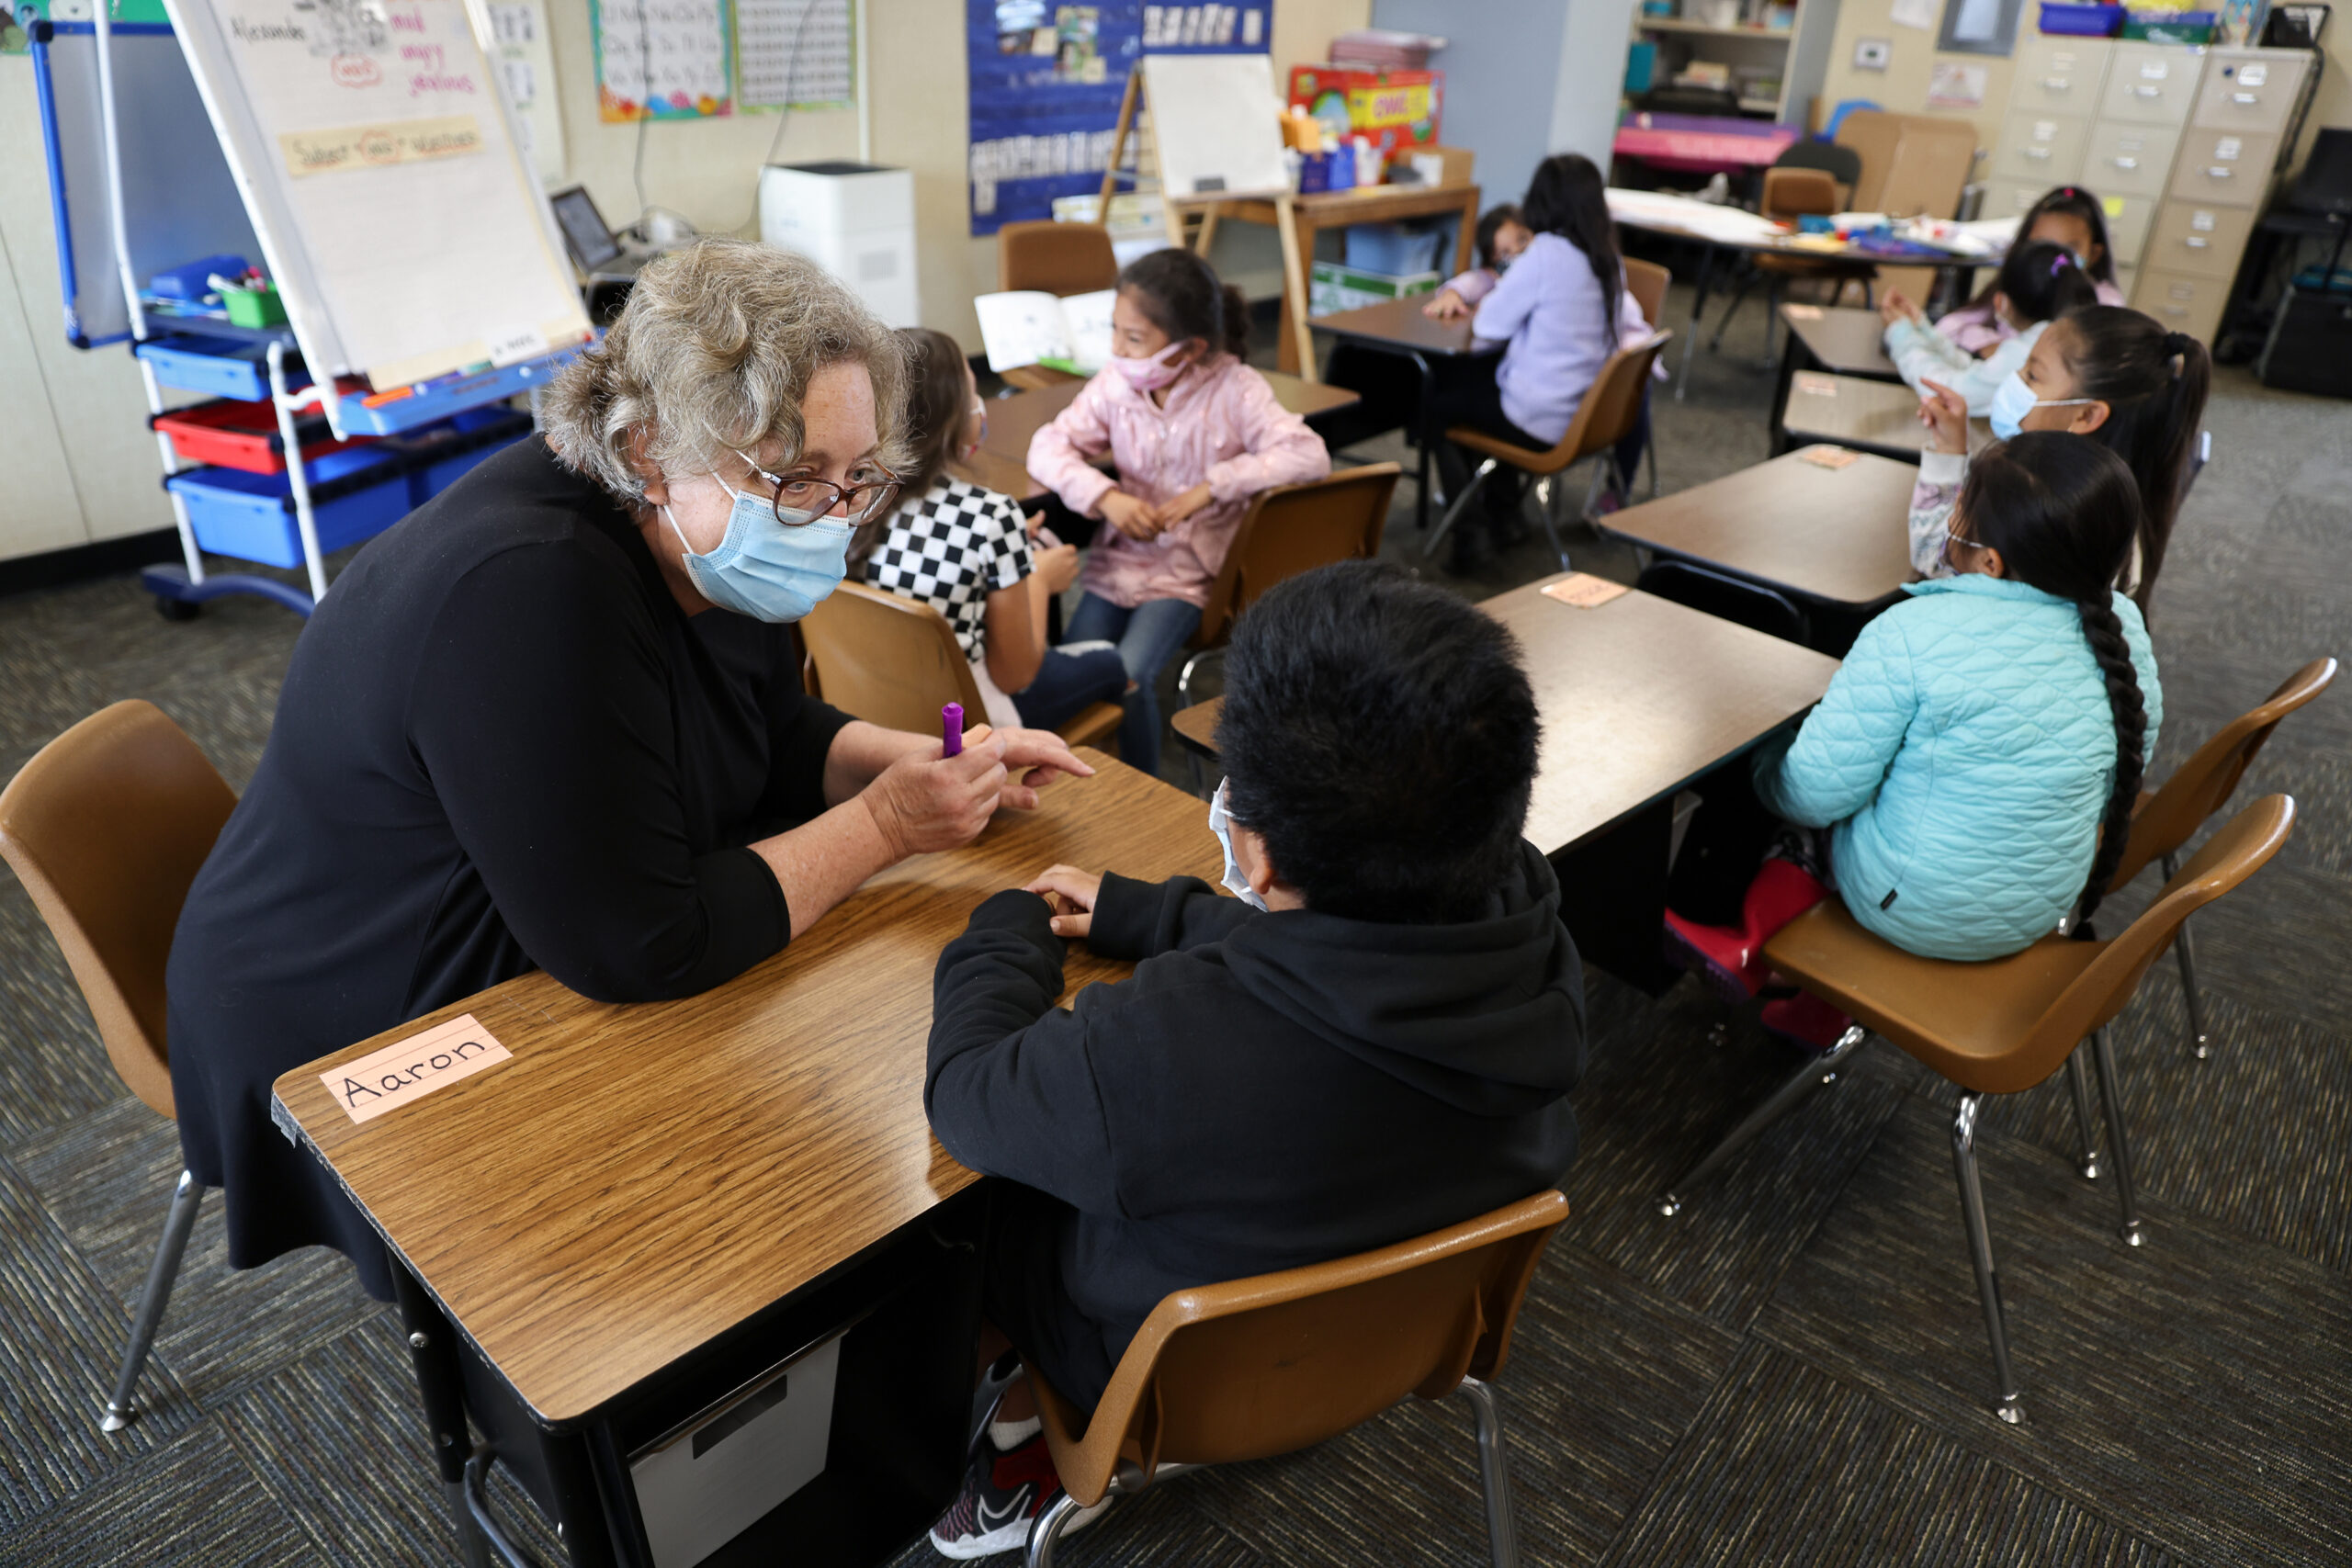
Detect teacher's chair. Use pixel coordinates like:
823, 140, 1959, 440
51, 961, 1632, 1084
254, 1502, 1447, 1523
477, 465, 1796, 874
799, 582, 1125, 751
0, 700, 237, 1432
1021, 1190, 1569, 1568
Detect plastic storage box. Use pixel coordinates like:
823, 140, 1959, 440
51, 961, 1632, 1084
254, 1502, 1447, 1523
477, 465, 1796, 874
165, 446, 412, 570
2122, 8, 2215, 39
2039, 2, 2127, 33
1343, 221, 1447, 275
1308, 261, 1440, 316
133, 333, 309, 401
153, 399, 369, 475
389, 406, 535, 505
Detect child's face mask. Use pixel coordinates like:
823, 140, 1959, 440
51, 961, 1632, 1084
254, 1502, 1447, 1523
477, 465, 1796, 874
1208, 780, 1270, 911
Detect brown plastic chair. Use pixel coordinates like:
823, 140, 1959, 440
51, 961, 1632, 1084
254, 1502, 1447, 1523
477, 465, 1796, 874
1173, 463, 1398, 714
2111, 658, 2335, 1059
1657, 795, 2297, 1426
1021, 1189, 1570, 1568
1623, 255, 1669, 329
996, 220, 1120, 390
1427, 331, 1672, 571
1708, 167, 1878, 365
0, 700, 237, 1432
799, 581, 1124, 751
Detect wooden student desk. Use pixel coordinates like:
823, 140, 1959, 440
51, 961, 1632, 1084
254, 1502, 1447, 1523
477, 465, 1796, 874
1598, 448, 1921, 612
273, 751, 1220, 1568
1768, 304, 1898, 446
1172, 579, 1839, 987
1777, 372, 1991, 465
1307, 297, 1485, 535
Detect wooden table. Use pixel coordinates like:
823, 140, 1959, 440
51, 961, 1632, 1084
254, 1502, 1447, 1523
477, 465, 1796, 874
1598, 448, 1921, 612
1168, 581, 1839, 987
1306, 297, 1485, 535
1220, 182, 1481, 377
1769, 303, 1899, 445
978, 371, 1360, 468
1778, 371, 1991, 464
274, 751, 1220, 1567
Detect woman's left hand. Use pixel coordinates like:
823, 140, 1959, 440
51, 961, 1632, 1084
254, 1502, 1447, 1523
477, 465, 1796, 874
959, 725, 1094, 806
1151, 482, 1215, 528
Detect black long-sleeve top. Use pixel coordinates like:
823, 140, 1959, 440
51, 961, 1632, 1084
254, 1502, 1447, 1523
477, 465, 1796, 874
166, 439, 851, 1298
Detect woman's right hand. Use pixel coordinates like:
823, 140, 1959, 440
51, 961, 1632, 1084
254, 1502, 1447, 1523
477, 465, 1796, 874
1097, 489, 1163, 541
860, 739, 1011, 859
1035, 541, 1080, 594
1422, 288, 1471, 321
1917, 378, 1970, 455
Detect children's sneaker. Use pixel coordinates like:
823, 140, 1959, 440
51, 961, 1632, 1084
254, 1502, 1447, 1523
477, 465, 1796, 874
929, 1432, 1110, 1561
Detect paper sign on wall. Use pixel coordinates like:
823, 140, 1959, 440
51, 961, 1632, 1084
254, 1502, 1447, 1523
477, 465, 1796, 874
594, 0, 734, 120
1928, 62, 1987, 109
322, 1012, 513, 1124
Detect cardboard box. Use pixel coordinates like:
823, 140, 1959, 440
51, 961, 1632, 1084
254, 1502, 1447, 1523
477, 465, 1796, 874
1308, 260, 1440, 317
1288, 66, 1444, 164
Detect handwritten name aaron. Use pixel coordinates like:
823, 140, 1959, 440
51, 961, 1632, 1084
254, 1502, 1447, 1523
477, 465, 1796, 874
323, 1012, 513, 1124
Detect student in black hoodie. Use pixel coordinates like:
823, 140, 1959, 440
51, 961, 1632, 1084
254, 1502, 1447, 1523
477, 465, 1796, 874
923, 560, 1587, 1559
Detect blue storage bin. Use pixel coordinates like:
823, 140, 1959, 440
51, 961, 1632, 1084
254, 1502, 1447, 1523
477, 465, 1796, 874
1343, 221, 1446, 276
387, 406, 534, 506
166, 446, 411, 570
134, 333, 310, 400
2038, 2, 2125, 35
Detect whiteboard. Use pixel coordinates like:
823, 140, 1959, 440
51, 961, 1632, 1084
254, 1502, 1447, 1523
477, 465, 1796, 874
162, 0, 590, 387
1139, 52, 1288, 200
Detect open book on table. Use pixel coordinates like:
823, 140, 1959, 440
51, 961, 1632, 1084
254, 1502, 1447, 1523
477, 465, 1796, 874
973, 289, 1116, 376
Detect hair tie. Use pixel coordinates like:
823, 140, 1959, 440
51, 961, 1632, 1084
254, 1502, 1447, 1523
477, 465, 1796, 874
2052, 252, 2074, 276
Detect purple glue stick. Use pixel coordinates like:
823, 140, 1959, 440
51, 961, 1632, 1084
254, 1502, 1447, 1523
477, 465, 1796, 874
942, 703, 964, 758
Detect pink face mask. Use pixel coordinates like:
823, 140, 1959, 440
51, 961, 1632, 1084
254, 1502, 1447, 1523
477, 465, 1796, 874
1106, 341, 1190, 391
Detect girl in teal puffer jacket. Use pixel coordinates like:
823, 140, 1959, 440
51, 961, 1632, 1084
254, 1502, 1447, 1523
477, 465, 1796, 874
1667, 432, 2160, 1038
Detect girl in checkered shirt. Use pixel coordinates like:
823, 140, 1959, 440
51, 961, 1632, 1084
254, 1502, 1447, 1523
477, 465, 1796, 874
853, 329, 1131, 737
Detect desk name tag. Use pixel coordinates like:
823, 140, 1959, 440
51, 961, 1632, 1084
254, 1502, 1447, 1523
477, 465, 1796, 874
324, 1012, 512, 1124
1798, 445, 1860, 469
1542, 573, 1631, 610
1782, 303, 1825, 321
1792, 371, 1838, 397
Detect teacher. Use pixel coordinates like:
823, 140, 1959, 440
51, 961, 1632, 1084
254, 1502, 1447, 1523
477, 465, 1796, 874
166, 240, 1087, 1300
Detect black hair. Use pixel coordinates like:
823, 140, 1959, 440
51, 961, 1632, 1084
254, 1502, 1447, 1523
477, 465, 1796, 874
849, 326, 966, 572
1521, 153, 1623, 348
1951, 432, 2148, 937
1216, 561, 1539, 923
1475, 203, 1525, 272
1117, 247, 1250, 361
1995, 240, 2101, 327
2042, 304, 2211, 612
1962, 186, 2119, 314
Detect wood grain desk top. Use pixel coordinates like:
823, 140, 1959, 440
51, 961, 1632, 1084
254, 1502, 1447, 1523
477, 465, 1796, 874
1781, 304, 1899, 378
978, 371, 1361, 468
948, 448, 1046, 503
1307, 296, 1480, 357
273, 750, 1219, 1427
1600, 449, 1922, 608
1168, 582, 1838, 856
1226, 182, 1481, 224
1780, 372, 1989, 461
1170, 700, 1220, 761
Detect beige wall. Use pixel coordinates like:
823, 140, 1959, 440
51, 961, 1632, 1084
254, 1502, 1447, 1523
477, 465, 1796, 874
1814, 0, 2012, 172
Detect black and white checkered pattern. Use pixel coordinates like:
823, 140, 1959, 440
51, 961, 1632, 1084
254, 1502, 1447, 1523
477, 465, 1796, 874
863, 475, 1035, 662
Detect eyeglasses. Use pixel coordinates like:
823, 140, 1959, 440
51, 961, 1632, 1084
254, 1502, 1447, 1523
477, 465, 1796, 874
737, 452, 899, 526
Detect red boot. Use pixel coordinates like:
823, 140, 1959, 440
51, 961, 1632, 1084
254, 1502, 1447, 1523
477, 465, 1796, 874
1760, 990, 1856, 1052
1663, 858, 1832, 1004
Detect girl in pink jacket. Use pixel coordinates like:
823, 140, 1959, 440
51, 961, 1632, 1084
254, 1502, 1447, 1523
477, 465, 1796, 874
1027, 249, 1330, 773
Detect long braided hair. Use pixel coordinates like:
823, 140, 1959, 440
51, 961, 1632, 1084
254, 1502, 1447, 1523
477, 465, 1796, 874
1951, 432, 2149, 938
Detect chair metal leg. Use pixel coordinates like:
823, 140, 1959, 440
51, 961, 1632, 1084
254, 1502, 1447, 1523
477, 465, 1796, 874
1423, 457, 1496, 558
2162, 852, 2212, 1060
1658, 1024, 1869, 1216
2089, 1030, 2145, 1247
1455, 1376, 1521, 1568
101, 1169, 205, 1432
1951, 1094, 2027, 1425
2063, 1045, 2103, 1181
1707, 275, 1757, 352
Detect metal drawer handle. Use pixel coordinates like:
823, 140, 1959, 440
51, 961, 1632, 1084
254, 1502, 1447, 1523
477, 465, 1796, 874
2132, 85, 2161, 97
2043, 77, 2072, 89
2184, 237, 2211, 249
2161, 305, 2188, 317
2207, 166, 2232, 178
2233, 91, 2258, 103
2113, 156, 2139, 169
2023, 147, 2052, 159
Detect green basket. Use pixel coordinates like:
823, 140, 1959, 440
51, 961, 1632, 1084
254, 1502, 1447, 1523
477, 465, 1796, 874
223, 284, 288, 330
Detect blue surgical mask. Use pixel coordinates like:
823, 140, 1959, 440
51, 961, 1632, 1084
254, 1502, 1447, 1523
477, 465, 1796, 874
1208, 780, 1269, 911
661, 461, 852, 623
1987, 372, 2096, 443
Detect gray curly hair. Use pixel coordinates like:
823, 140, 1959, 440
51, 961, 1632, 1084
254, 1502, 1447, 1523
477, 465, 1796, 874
540, 237, 910, 504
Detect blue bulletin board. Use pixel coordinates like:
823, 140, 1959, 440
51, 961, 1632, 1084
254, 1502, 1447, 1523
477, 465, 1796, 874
967, 1, 1270, 236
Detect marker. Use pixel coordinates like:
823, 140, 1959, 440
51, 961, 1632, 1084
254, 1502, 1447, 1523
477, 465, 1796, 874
942, 703, 964, 758
360, 387, 415, 409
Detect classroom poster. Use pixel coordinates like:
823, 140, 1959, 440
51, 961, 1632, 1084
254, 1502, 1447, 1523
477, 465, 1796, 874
594, 0, 734, 120
738, 0, 855, 109
967, 1, 1270, 236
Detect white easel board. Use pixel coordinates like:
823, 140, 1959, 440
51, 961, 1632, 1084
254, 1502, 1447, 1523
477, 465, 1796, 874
163, 0, 590, 388
1137, 52, 1288, 200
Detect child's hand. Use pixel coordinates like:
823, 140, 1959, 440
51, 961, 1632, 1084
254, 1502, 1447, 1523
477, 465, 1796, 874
1024, 864, 1105, 940
1878, 288, 1923, 327
1097, 489, 1163, 541
1917, 379, 1970, 455
1423, 288, 1472, 321
1151, 482, 1214, 528
1035, 541, 1080, 595
1023, 509, 1047, 537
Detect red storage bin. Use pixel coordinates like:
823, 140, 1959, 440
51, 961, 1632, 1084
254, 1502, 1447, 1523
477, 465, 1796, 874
153, 397, 372, 475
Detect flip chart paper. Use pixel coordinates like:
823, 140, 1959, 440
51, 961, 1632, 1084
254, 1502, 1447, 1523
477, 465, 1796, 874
323, 1012, 512, 1124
